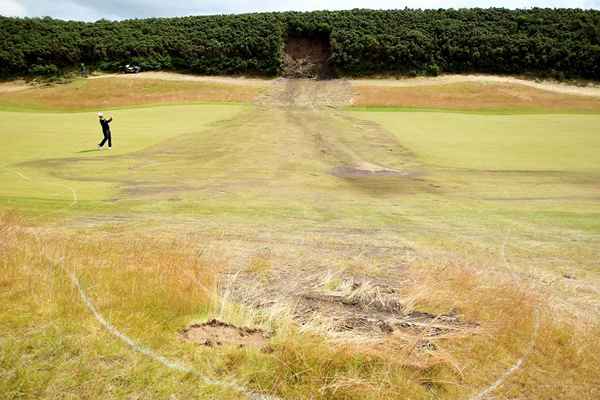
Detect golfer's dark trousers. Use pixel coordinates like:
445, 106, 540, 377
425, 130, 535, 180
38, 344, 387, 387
99, 130, 112, 147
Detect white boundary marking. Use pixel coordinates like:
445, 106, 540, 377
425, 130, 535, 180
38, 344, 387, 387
469, 234, 541, 400
468, 311, 540, 400
3, 167, 78, 207
61, 265, 279, 400
4, 165, 275, 397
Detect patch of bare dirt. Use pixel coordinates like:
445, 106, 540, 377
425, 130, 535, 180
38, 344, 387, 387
0, 80, 30, 93
257, 78, 352, 109
224, 259, 475, 341
294, 280, 475, 338
181, 319, 269, 348
283, 36, 332, 79
90, 71, 271, 87
331, 163, 412, 178
122, 184, 192, 197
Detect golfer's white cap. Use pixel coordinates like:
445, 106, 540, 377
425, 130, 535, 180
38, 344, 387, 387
97, 112, 103, 117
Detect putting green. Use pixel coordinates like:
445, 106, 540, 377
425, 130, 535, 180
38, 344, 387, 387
349, 110, 600, 238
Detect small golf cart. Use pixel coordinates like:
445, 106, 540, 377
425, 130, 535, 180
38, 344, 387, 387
123, 64, 141, 74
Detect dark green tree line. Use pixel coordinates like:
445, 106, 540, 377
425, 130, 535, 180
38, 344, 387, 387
1, 8, 599, 79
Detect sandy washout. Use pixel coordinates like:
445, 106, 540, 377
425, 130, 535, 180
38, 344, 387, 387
351, 74, 600, 98
331, 162, 413, 178
0, 80, 31, 93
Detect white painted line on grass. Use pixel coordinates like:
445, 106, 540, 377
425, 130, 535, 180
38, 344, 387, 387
468, 310, 540, 400
60, 264, 279, 400
14, 170, 31, 181
4, 167, 78, 207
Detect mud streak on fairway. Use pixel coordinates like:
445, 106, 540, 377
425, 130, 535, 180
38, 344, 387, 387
21, 79, 427, 205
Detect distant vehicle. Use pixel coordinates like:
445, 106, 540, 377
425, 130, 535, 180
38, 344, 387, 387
123, 64, 141, 74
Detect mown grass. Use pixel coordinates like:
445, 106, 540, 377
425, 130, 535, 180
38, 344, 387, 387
351, 111, 600, 171
0, 104, 245, 205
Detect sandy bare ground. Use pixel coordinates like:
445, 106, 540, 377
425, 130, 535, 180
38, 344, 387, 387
0, 80, 30, 93
90, 71, 272, 87
351, 74, 600, 98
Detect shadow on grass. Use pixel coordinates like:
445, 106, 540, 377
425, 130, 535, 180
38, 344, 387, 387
77, 148, 101, 153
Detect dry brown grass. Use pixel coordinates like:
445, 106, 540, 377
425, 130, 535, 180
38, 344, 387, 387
0, 77, 265, 111
352, 81, 600, 112
2, 212, 599, 400
393, 258, 600, 399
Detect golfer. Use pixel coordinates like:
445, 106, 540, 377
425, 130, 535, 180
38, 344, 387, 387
97, 112, 113, 149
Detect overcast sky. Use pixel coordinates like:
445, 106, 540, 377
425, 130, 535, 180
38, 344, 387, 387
2, 0, 599, 21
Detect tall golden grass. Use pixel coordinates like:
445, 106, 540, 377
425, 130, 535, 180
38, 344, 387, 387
1, 212, 599, 400
0, 78, 263, 111
353, 82, 600, 112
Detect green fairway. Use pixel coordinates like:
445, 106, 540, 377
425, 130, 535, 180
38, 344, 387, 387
2, 81, 599, 243
0, 104, 245, 212
352, 111, 600, 171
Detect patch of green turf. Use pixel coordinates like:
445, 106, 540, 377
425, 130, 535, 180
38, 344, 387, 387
347, 105, 600, 115
346, 109, 600, 271
352, 111, 600, 172
0, 104, 246, 206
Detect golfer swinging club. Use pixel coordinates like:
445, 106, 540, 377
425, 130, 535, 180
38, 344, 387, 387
97, 112, 113, 149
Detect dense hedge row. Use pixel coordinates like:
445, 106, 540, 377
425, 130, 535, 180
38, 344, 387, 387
1, 8, 600, 79
0, 14, 285, 77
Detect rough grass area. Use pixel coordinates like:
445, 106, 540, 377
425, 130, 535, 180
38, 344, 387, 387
1, 76, 599, 399
0, 77, 266, 111
352, 81, 600, 112
1, 213, 599, 400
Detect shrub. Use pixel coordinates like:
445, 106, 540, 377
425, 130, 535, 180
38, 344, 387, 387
2, 9, 600, 80
29, 64, 59, 77
426, 63, 441, 77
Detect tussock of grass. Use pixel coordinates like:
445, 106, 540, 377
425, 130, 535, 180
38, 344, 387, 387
246, 248, 273, 278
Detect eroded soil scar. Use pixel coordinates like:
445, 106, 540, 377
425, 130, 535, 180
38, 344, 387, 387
295, 281, 476, 338
181, 319, 270, 348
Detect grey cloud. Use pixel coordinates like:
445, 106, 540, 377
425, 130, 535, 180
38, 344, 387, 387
4, 0, 599, 21
15, 0, 308, 20
585, 0, 600, 7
